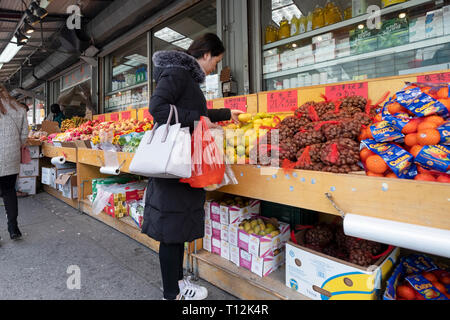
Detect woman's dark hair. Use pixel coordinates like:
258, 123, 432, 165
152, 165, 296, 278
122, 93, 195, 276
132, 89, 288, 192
186, 33, 225, 59
50, 103, 61, 114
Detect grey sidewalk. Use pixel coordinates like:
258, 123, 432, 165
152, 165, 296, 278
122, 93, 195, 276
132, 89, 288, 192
0, 192, 236, 300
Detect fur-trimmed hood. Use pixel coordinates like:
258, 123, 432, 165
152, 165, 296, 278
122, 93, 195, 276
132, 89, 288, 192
152, 50, 205, 84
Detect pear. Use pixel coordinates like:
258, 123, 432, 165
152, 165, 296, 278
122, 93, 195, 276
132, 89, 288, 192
239, 225, 245, 230
257, 218, 264, 224
259, 223, 266, 231
238, 113, 252, 123
253, 225, 261, 234
244, 222, 251, 232
250, 220, 258, 228
270, 230, 280, 237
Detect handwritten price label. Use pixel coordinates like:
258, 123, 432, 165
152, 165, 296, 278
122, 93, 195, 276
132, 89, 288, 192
121, 111, 131, 120
207, 100, 214, 109
143, 109, 153, 121
224, 97, 247, 112
267, 90, 298, 112
417, 72, 450, 84
325, 82, 368, 101
97, 115, 106, 122
110, 113, 119, 121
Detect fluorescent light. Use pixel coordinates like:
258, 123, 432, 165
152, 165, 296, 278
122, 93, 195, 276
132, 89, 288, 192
154, 27, 185, 43
272, 0, 293, 10
125, 54, 148, 65
272, 4, 302, 25
0, 37, 23, 63
172, 38, 194, 50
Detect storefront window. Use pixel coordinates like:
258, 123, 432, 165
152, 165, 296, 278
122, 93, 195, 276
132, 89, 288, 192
261, 0, 450, 90
152, 0, 218, 99
33, 85, 45, 125
105, 33, 149, 112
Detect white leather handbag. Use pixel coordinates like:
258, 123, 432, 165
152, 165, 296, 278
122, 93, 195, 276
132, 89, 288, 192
129, 105, 192, 178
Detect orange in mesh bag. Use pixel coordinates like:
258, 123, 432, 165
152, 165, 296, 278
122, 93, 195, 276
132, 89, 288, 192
180, 117, 225, 188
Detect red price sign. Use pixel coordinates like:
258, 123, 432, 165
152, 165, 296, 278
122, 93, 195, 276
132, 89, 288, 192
110, 113, 119, 121
97, 115, 105, 122
143, 109, 153, 121
267, 90, 298, 112
325, 82, 368, 101
207, 100, 214, 109
417, 72, 450, 84
121, 111, 131, 120
224, 97, 247, 112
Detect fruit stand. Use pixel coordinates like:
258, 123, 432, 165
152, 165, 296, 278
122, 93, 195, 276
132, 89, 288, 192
38, 70, 450, 300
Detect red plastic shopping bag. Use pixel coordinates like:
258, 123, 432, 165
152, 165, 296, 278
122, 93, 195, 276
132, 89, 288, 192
21, 145, 31, 164
180, 117, 225, 188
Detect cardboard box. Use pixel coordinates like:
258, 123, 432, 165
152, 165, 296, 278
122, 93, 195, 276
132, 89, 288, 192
251, 249, 285, 277
425, 9, 443, 39
239, 216, 290, 257
220, 223, 229, 243
53, 168, 76, 189
203, 234, 212, 252
210, 201, 220, 222
228, 223, 239, 247
350, 27, 378, 55
229, 244, 240, 267
298, 55, 315, 67
28, 146, 41, 159
264, 54, 280, 65
378, 17, 409, 50
239, 249, 252, 271
409, 16, 426, 43
41, 167, 53, 185
312, 32, 333, 44
220, 204, 229, 225
263, 63, 280, 74
55, 173, 78, 199
211, 237, 221, 256
263, 48, 278, 57
16, 177, 36, 195
315, 50, 336, 63
220, 240, 230, 261
211, 220, 221, 240
19, 159, 39, 177
281, 60, 298, 71
204, 200, 211, 219
204, 218, 212, 237
314, 39, 335, 51
285, 230, 400, 300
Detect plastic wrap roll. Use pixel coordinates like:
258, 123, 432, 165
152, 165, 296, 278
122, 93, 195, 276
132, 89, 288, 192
100, 166, 120, 176
343, 213, 450, 258
39, 153, 44, 158
51, 156, 66, 165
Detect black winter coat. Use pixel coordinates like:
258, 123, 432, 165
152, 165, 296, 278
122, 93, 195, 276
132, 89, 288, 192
141, 50, 231, 244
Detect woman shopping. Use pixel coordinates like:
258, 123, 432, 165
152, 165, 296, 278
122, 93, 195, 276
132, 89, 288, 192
0, 85, 29, 241
141, 33, 242, 300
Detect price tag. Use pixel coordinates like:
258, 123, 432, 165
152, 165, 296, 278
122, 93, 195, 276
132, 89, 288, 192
267, 90, 298, 112
121, 111, 131, 120
110, 113, 119, 122
143, 109, 153, 121
224, 97, 247, 112
207, 100, 214, 109
417, 72, 450, 84
325, 82, 368, 101
97, 115, 105, 122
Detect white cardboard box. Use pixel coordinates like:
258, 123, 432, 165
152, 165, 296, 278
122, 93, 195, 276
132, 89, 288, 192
19, 159, 39, 177
28, 146, 41, 159
16, 177, 36, 195
203, 234, 212, 252
211, 237, 221, 256
41, 167, 52, 185
220, 223, 229, 243
212, 220, 221, 240
239, 249, 252, 271
55, 173, 78, 199
251, 249, 285, 277
229, 244, 240, 267
220, 240, 230, 261
312, 32, 333, 44
204, 200, 211, 219
285, 234, 400, 300
210, 201, 221, 222
409, 16, 426, 42
425, 9, 443, 39
204, 218, 212, 237
220, 204, 229, 225
228, 224, 239, 247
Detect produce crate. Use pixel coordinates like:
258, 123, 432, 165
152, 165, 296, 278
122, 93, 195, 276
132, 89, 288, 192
260, 201, 318, 229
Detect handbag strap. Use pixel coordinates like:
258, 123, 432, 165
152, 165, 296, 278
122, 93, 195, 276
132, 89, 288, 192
147, 105, 180, 144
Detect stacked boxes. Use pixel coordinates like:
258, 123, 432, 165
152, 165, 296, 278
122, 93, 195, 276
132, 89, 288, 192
41, 162, 77, 199
204, 196, 290, 277
16, 146, 41, 195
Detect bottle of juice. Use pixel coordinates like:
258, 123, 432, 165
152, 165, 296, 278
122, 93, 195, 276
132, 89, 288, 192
312, 5, 325, 30
332, 5, 343, 23
343, 6, 352, 20
306, 11, 313, 32
265, 25, 274, 44
278, 16, 290, 39
290, 15, 300, 36
299, 14, 307, 33
324, 1, 334, 26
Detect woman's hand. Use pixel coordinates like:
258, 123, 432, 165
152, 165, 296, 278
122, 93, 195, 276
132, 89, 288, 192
230, 110, 244, 124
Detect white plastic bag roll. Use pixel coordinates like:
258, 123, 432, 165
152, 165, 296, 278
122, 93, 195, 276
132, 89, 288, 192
51, 156, 66, 165
100, 166, 120, 176
343, 213, 450, 258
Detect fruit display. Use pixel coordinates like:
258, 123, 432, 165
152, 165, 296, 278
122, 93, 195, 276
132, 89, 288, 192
296, 222, 389, 267
238, 217, 281, 238
384, 254, 450, 300
361, 82, 450, 182
61, 116, 88, 132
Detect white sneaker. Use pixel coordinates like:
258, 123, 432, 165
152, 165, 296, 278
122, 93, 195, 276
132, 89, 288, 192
179, 276, 208, 300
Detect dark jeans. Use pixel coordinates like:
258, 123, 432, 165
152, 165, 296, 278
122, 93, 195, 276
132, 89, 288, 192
159, 242, 185, 300
0, 174, 19, 232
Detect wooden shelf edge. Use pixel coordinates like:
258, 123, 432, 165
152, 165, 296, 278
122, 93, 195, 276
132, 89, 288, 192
43, 185, 79, 209
192, 250, 310, 300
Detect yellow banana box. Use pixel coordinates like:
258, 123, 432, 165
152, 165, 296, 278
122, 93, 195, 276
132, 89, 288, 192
285, 239, 400, 300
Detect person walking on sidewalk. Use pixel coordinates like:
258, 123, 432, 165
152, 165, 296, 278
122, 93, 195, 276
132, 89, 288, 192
0, 84, 29, 241
142, 33, 243, 300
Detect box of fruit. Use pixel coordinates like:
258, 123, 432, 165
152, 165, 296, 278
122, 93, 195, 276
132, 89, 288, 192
251, 248, 285, 277
286, 224, 400, 300
383, 254, 449, 300
237, 216, 290, 257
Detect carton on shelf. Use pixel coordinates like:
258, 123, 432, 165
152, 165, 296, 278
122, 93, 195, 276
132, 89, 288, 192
211, 237, 221, 256
444, 6, 450, 35
239, 249, 252, 271
16, 177, 36, 195
228, 223, 239, 247
210, 201, 220, 222
220, 204, 229, 225
203, 234, 212, 253
285, 230, 400, 300
264, 54, 280, 65
229, 244, 240, 267
263, 48, 278, 57
19, 159, 39, 177
263, 64, 280, 74
425, 9, 443, 39
251, 248, 285, 277
409, 16, 426, 43
204, 200, 211, 219
220, 240, 230, 261
212, 220, 221, 239
204, 218, 212, 237
55, 173, 78, 199
41, 167, 53, 186
220, 223, 229, 243
28, 146, 41, 159
312, 32, 333, 44
53, 168, 76, 189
